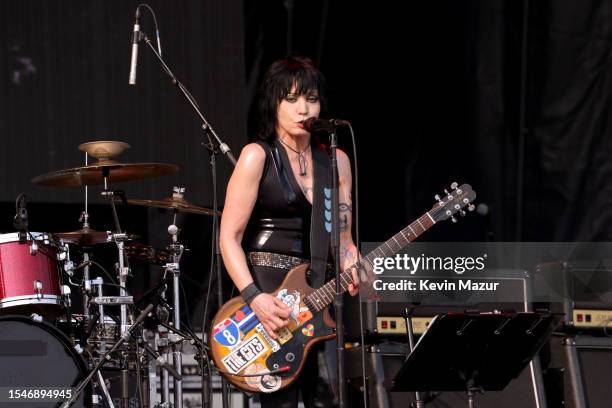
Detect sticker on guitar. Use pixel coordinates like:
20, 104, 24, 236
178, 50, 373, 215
212, 319, 241, 348
244, 363, 282, 393
277, 289, 312, 324
221, 334, 269, 374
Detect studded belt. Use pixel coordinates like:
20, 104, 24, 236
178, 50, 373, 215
247, 251, 308, 270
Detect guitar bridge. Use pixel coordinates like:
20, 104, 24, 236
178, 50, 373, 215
275, 326, 293, 345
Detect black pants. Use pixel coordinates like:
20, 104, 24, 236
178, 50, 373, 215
252, 264, 336, 408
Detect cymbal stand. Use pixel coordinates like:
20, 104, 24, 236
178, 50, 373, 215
155, 280, 172, 407
166, 200, 185, 408
100, 168, 132, 408
83, 151, 92, 318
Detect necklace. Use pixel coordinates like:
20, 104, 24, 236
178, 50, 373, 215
278, 138, 311, 176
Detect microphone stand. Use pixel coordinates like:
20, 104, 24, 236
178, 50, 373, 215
136, 29, 235, 408
329, 130, 347, 407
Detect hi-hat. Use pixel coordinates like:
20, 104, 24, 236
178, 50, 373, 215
31, 161, 179, 187
54, 227, 110, 245
128, 196, 219, 216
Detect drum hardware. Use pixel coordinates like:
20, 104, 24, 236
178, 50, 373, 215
61, 284, 72, 308
61, 287, 175, 408
90, 296, 135, 305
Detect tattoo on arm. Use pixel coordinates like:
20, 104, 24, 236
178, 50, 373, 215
342, 246, 355, 262
339, 202, 352, 231
339, 203, 352, 212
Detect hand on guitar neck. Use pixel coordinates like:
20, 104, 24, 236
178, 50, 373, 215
250, 293, 292, 340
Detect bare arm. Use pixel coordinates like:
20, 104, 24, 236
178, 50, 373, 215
219, 143, 290, 337
337, 149, 359, 295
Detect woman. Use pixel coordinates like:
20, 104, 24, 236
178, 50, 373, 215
219, 56, 358, 407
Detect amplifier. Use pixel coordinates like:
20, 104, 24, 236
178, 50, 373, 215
534, 261, 612, 328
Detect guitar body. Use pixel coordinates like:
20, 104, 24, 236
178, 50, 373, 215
210, 263, 336, 393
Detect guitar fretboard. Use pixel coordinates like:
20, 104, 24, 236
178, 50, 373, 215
304, 212, 435, 312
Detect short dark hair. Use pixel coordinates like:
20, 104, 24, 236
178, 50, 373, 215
256, 56, 327, 141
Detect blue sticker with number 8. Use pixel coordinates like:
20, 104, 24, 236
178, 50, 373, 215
213, 319, 240, 348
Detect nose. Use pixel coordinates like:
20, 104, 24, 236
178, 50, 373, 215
296, 97, 309, 115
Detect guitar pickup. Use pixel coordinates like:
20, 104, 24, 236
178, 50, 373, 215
275, 326, 293, 345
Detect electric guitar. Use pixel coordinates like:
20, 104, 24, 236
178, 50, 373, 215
210, 183, 476, 393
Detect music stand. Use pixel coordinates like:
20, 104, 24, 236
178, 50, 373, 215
385, 312, 561, 408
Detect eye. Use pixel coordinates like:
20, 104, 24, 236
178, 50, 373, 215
285, 95, 297, 103
307, 95, 319, 103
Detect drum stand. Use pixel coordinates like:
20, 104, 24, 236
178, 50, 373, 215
101, 169, 134, 408
155, 208, 186, 408
167, 212, 185, 408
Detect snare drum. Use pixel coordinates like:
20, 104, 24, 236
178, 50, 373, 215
0, 232, 63, 318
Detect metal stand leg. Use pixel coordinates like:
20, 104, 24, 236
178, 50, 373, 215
161, 347, 171, 405
96, 370, 116, 408
564, 337, 587, 408
404, 307, 424, 408
172, 271, 183, 408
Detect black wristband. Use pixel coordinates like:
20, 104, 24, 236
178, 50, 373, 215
240, 282, 261, 306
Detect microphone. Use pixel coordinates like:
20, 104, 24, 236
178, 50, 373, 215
13, 193, 28, 233
128, 6, 141, 85
303, 117, 350, 133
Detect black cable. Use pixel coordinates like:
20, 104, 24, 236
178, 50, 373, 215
88, 260, 119, 286
137, 3, 162, 56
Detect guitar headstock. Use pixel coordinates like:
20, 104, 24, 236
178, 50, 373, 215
429, 182, 476, 223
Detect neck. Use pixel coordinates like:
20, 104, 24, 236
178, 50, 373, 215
277, 134, 311, 152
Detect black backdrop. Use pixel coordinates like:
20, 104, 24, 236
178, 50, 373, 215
1, 0, 612, 326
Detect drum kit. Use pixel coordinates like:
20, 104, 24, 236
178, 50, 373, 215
0, 140, 214, 408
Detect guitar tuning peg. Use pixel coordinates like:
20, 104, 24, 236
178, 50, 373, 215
451, 182, 458, 190
435, 194, 441, 202
444, 189, 450, 195
454, 204, 461, 210
468, 204, 475, 212
451, 216, 457, 223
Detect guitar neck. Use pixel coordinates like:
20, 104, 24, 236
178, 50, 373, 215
304, 212, 436, 312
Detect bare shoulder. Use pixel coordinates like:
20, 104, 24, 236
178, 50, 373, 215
240, 142, 266, 163
336, 148, 350, 165
234, 142, 266, 172
336, 148, 352, 180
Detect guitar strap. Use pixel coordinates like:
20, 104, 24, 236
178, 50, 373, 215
309, 143, 332, 289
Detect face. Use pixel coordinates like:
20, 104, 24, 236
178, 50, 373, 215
275, 85, 321, 138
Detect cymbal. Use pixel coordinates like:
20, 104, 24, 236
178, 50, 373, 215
31, 161, 179, 187
79, 141, 130, 160
125, 242, 171, 265
54, 227, 109, 245
128, 196, 219, 216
